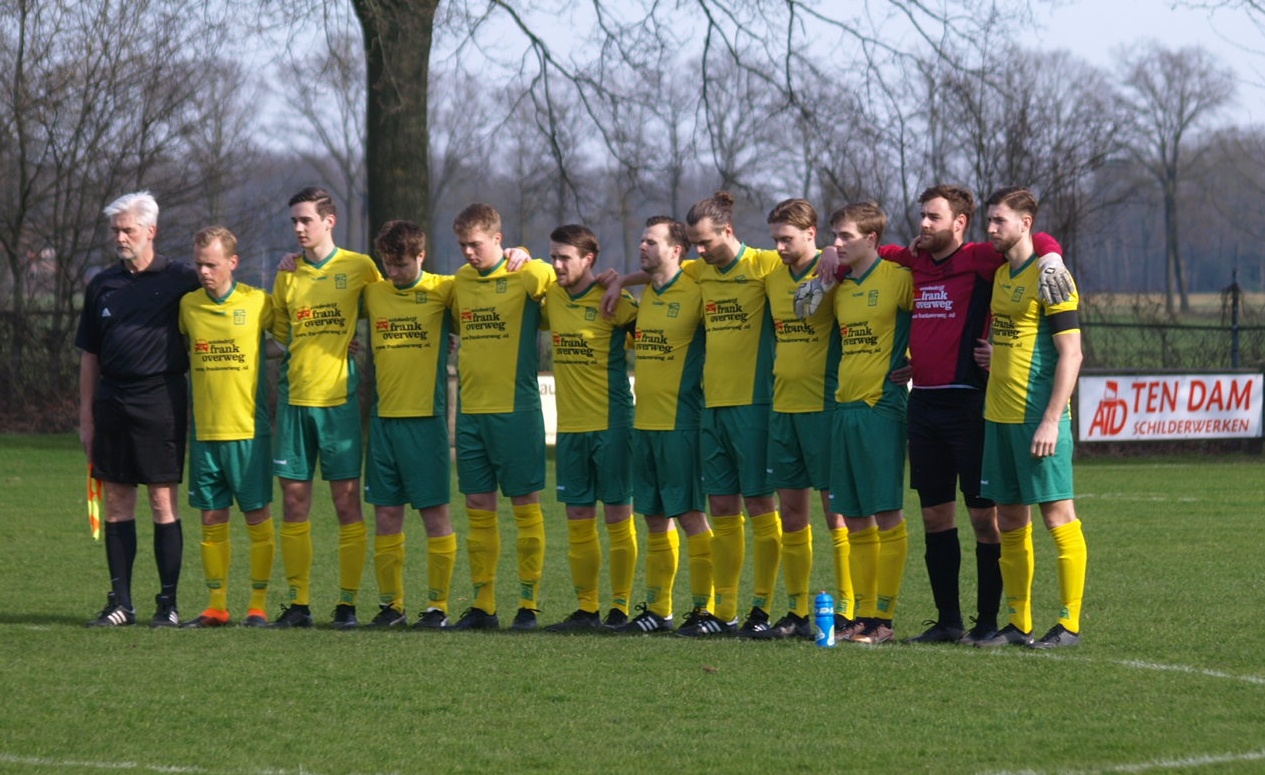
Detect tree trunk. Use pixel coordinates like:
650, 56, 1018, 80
1162, 173, 1180, 315
352, 0, 438, 248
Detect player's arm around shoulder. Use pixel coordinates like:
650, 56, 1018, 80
522, 259, 556, 300
749, 247, 782, 280
269, 270, 294, 343
614, 290, 639, 329
892, 261, 915, 312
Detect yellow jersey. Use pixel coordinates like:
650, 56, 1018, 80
179, 282, 273, 441
545, 281, 638, 433
682, 246, 780, 407
365, 272, 455, 418
271, 247, 382, 407
985, 254, 1081, 424
766, 254, 840, 413
833, 258, 913, 419
453, 258, 555, 414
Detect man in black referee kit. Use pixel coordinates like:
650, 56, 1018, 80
77, 191, 200, 627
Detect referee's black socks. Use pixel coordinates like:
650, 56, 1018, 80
154, 519, 183, 603
104, 520, 138, 610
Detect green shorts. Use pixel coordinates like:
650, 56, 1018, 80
632, 428, 705, 518
188, 436, 273, 512
828, 402, 907, 517
365, 414, 451, 510
456, 409, 546, 497
768, 410, 832, 491
273, 401, 363, 481
700, 404, 772, 498
555, 428, 632, 506
980, 419, 1075, 505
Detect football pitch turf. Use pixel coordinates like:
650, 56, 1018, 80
1, 434, 1263, 774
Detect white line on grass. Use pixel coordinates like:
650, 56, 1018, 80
980, 747, 1265, 774
1043, 653, 1265, 687
1077, 493, 1199, 502
975, 654, 1265, 774
0, 754, 402, 775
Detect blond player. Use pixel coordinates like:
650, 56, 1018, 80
178, 227, 277, 628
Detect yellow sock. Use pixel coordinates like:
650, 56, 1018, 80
466, 509, 499, 614
1000, 523, 1035, 633
751, 511, 782, 613
830, 526, 854, 620
513, 503, 545, 611
200, 522, 230, 613
245, 518, 274, 614
567, 517, 601, 613
280, 520, 312, 606
338, 521, 368, 606
374, 532, 406, 612
782, 525, 812, 617
849, 526, 879, 619
711, 514, 745, 622
686, 530, 715, 612
645, 528, 679, 619
875, 521, 908, 621
1050, 520, 1087, 633
606, 516, 637, 615
427, 533, 457, 614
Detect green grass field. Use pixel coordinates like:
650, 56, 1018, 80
1, 435, 1263, 774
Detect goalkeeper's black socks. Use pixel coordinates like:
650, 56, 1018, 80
154, 519, 183, 602
104, 520, 138, 610
925, 527, 962, 628
975, 541, 1002, 631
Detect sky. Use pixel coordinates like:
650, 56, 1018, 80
1037, 0, 1265, 122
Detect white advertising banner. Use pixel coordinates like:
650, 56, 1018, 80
539, 375, 558, 445
1078, 373, 1264, 442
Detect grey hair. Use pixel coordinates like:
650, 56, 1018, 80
103, 191, 159, 228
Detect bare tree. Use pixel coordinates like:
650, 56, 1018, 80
0, 0, 228, 419
1119, 43, 1235, 313
278, 30, 368, 249
919, 45, 1126, 274
246, 0, 1036, 263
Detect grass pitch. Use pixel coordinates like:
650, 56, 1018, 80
1, 435, 1263, 774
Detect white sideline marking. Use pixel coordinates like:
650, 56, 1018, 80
1034, 653, 1265, 687
977, 655, 1265, 774
1078, 493, 1199, 502
1108, 657, 1265, 686
0, 754, 401, 775
981, 748, 1265, 774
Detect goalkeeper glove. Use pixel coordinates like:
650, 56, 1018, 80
1036, 253, 1074, 305
793, 274, 834, 318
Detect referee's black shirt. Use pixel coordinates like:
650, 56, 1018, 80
75, 256, 200, 383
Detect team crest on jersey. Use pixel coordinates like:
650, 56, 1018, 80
867, 290, 879, 307
233, 309, 246, 326
415, 291, 428, 304
496, 278, 507, 293
667, 302, 680, 318
585, 307, 597, 321
1011, 286, 1026, 302
335, 274, 347, 289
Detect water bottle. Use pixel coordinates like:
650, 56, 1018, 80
814, 590, 835, 647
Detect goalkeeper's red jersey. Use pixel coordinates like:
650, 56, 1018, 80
877, 233, 1061, 391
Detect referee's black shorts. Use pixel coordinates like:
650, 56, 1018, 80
92, 375, 187, 485
907, 387, 993, 510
